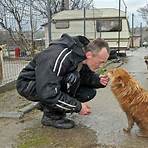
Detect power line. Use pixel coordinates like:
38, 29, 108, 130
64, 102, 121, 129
121, 0, 127, 15
121, 0, 127, 7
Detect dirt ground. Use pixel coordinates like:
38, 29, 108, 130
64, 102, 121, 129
0, 89, 100, 148
0, 89, 30, 112
0, 74, 101, 148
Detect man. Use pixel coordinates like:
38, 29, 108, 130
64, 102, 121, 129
16, 33, 110, 129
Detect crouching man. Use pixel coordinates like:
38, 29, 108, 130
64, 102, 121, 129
16, 34, 110, 129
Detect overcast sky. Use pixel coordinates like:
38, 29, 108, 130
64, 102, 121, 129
93, 0, 147, 26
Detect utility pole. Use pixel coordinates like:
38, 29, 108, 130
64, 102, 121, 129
47, 0, 52, 43
92, 6, 96, 39
30, 0, 35, 56
122, 0, 127, 16
84, 7, 86, 36
99, 24, 102, 38
61, 0, 69, 10
61, 0, 65, 11
125, 6, 127, 16
131, 13, 134, 48
118, 0, 121, 53
140, 22, 143, 47
0, 47, 3, 81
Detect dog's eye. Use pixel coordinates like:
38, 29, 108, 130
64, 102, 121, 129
110, 71, 114, 74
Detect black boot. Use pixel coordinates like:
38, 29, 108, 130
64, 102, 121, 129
41, 108, 75, 129
36, 102, 44, 111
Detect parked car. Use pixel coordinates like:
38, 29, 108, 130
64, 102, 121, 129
143, 42, 148, 48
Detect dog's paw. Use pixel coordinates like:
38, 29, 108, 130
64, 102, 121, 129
123, 128, 131, 133
136, 131, 148, 138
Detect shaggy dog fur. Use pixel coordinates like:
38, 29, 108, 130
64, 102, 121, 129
108, 68, 148, 137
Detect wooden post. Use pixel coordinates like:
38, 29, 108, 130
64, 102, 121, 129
118, 0, 121, 53
140, 23, 143, 47
0, 47, 3, 81
131, 13, 134, 48
47, 0, 52, 43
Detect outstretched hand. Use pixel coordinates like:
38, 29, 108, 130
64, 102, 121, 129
79, 103, 91, 115
99, 75, 109, 86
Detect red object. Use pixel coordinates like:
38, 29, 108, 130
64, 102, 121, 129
15, 47, 20, 57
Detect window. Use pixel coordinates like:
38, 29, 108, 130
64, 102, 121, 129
55, 21, 69, 29
96, 19, 122, 32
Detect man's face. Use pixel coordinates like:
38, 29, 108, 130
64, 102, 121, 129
84, 48, 109, 71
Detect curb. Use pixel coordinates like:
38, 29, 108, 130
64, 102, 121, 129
0, 80, 16, 94
0, 102, 39, 119
0, 81, 40, 119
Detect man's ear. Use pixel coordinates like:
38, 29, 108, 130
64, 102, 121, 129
85, 51, 93, 59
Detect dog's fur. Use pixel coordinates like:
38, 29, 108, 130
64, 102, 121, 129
108, 68, 148, 137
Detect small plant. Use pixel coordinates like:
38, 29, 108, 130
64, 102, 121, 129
98, 68, 107, 75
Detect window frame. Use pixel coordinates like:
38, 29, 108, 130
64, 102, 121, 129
55, 20, 70, 29
96, 19, 122, 32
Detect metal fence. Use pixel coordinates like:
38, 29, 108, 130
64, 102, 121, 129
0, 35, 45, 87
0, 58, 29, 87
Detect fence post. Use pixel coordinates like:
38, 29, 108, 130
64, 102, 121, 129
0, 47, 3, 81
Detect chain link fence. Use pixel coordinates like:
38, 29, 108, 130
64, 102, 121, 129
0, 57, 29, 87
0, 38, 45, 87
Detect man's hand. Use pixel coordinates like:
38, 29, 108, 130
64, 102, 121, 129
99, 75, 109, 86
79, 103, 91, 115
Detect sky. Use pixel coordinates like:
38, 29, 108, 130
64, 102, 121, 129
93, 0, 147, 26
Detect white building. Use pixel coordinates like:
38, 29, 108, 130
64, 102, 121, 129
42, 8, 131, 50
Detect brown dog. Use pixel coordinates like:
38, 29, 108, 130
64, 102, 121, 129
108, 68, 148, 137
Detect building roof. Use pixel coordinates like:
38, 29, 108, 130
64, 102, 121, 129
52, 8, 126, 20
41, 8, 126, 26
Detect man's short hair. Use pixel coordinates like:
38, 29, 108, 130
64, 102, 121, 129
85, 38, 110, 54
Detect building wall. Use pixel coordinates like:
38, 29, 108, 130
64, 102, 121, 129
45, 18, 130, 49
52, 20, 95, 39
52, 19, 129, 38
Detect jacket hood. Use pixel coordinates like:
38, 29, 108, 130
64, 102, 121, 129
49, 34, 90, 64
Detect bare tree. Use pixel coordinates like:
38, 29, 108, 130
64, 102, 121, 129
0, 0, 32, 52
30, 0, 36, 55
30, 0, 93, 17
0, 0, 40, 56
70, 0, 93, 10
137, 4, 148, 25
0, 0, 93, 56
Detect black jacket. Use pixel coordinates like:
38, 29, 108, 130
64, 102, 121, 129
16, 34, 105, 113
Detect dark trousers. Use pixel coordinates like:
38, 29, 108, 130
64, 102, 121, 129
41, 74, 96, 115
41, 86, 96, 117
17, 74, 96, 114
42, 86, 96, 116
